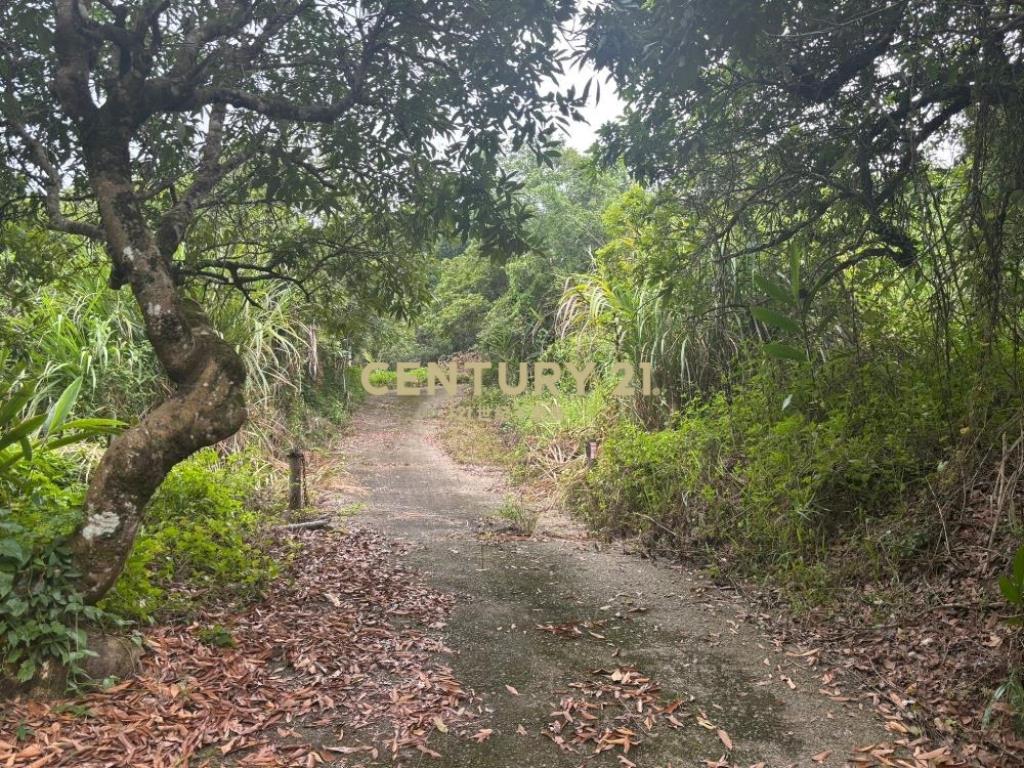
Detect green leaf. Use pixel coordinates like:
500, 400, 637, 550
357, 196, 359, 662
764, 342, 807, 363
1013, 546, 1024, 582
0, 414, 46, 453
1000, 575, 1021, 606
0, 538, 26, 564
0, 381, 36, 429
41, 419, 124, 451
752, 273, 794, 306
42, 376, 82, 438
751, 306, 800, 334
5, 596, 27, 618
15, 658, 36, 683
53, 418, 124, 433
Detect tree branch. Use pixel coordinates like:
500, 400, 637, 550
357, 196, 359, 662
1, 118, 104, 240
155, 103, 251, 261
54, 0, 99, 120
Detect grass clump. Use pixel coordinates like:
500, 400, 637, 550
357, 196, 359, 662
493, 496, 539, 535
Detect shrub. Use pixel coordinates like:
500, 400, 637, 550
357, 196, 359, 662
101, 448, 277, 622
568, 400, 727, 549
1, 451, 85, 549
565, 355, 955, 599
0, 512, 110, 686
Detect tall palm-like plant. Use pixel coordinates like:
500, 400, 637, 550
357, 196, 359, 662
558, 273, 689, 421
0, 372, 122, 478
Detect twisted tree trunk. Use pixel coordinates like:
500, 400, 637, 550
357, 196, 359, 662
67, 139, 247, 604
48, 1, 251, 605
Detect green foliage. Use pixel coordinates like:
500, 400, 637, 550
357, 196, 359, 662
583, 0, 1018, 280
409, 245, 504, 359
363, 367, 428, 390
999, 546, 1024, 623
569, 407, 724, 543
6, 270, 161, 421
368, 368, 398, 389
196, 624, 236, 649
1, 451, 85, 551
563, 350, 960, 600
101, 449, 276, 623
0, 366, 123, 687
387, 151, 630, 363
0, 512, 111, 686
0, 371, 122, 479
507, 386, 611, 443
3, 0, 582, 292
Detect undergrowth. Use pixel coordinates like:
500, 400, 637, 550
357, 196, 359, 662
468, 347, 1018, 614
493, 495, 539, 535
100, 448, 278, 623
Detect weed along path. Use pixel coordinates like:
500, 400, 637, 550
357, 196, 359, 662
337, 393, 888, 768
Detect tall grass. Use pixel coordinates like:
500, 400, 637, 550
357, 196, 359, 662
5, 271, 160, 420
4, 272, 343, 453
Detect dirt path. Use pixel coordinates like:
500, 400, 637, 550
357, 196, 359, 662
338, 393, 887, 767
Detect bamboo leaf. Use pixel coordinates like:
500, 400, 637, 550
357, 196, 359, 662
751, 307, 800, 334
47, 417, 124, 435
42, 376, 83, 437
763, 342, 807, 363
752, 273, 794, 306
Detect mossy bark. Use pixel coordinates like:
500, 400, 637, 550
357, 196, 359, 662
67, 152, 247, 603
52, 4, 248, 603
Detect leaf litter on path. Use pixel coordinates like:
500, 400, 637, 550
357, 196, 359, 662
0, 529, 477, 766
543, 665, 706, 757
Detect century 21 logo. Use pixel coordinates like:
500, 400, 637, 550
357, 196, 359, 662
360, 362, 657, 397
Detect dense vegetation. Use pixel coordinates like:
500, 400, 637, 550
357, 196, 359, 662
0, 254, 358, 685
1, 0, 1023, 751
375, 1, 1024, 737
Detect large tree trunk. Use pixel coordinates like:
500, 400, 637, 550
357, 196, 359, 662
67, 142, 248, 604
47, 0, 248, 605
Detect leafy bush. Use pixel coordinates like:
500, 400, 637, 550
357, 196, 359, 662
564, 354, 956, 598
0, 512, 109, 686
0, 372, 122, 481
569, 402, 726, 546
0, 369, 124, 687
101, 449, 277, 622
